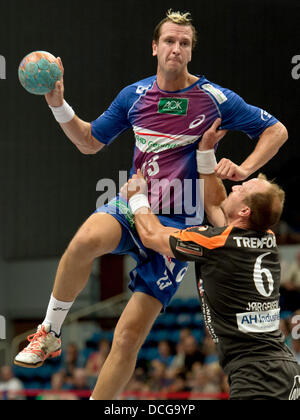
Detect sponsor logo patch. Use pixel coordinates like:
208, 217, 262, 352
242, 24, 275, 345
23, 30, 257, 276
236, 308, 280, 333
176, 240, 203, 257
158, 98, 189, 115
202, 84, 227, 104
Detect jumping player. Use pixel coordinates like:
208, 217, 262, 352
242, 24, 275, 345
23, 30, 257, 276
15, 10, 288, 400
122, 135, 300, 400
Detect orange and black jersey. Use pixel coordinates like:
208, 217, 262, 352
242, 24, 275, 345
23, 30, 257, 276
169, 225, 296, 374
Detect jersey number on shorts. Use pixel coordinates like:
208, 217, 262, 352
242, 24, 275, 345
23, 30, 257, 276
157, 266, 188, 291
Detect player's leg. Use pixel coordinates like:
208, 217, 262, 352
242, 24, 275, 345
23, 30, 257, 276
52, 212, 122, 302
14, 212, 122, 368
91, 291, 163, 400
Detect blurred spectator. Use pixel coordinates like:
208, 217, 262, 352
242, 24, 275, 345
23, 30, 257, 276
167, 372, 190, 395
202, 333, 219, 365
220, 373, 230, 396
60, 343, 85, 385
179, 328, 192, 341
41, 372, 78, 401
0, 366, 24, 400
182, 335, 205, 372
156, 340, 174, 367
69, 368, 91, 400
86, 339, 110, 388
274, 221, 300, 245
280, 317, 293, 348
280, 252, 300, 312
189, 363, 222, 400
122, 367, 148, 400
147, 360, 170, 391
167, 341, 185, 378
291, 339, 300, 364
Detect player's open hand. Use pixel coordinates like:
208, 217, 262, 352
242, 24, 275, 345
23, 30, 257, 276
45, 57, 64, 107
120, 169, 148, 201
215, 159, 249, 181
198, 118, 227, 151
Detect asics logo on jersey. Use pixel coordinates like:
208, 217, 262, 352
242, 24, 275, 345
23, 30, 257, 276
189, 114, 206, 129
158, 98, 189, 115
136, 85, 152, 95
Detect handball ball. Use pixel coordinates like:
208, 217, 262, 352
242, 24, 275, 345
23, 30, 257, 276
18, 51, 62, 95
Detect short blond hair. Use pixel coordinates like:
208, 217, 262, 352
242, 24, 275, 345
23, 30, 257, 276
153, 9, 198, 50
244, 174, 285, 231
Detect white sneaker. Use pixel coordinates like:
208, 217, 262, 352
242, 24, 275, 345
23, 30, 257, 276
14, 324, 61, 368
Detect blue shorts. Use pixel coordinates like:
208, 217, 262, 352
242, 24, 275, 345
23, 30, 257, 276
95, 196, 188, 311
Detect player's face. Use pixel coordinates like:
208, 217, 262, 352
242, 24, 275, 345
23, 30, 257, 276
222, 179, 270, 220
153, 22, 193, 75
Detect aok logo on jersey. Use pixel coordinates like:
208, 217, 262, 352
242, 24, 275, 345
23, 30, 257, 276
158, 98, 189, 116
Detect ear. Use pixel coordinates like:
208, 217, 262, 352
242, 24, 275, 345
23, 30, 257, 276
152, 40, 158, 57
238, 206, 251, 218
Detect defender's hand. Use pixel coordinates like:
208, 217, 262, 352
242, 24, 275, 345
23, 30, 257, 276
198, 118, 228, 151
45, 57, 64, 107
120, 169, 148, 201
215, 159, 249, 181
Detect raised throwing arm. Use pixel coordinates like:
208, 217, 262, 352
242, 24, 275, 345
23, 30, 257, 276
45, 57, 105, 155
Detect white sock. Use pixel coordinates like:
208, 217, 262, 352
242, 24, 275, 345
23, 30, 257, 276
42, 294, 74, 336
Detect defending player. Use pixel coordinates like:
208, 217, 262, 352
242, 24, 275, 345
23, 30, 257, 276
122, 134, 300, 400
15, 10, 288, 399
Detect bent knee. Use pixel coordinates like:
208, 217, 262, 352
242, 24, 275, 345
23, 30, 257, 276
112, 328, 143, 357
67, 229, 105, 261
68, 214, 122, 260
66, 214, 122, 260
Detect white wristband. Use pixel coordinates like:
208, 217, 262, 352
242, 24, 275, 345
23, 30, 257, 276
129, 194, 150, 214
49, 100, 75, 124
196, 149, 217, 174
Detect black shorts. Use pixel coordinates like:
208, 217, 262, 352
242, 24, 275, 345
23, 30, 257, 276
228, 359, 300, 400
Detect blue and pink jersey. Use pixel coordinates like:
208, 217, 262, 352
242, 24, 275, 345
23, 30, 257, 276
91, 75, 278, 229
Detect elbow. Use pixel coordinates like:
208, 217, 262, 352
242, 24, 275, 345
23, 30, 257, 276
138, 230, 156, 250
79, 146, 99, 155
277, 122, 288, 145
140, 234, 154, 250
282, 126, 288, 143
78, 138, 104, 155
